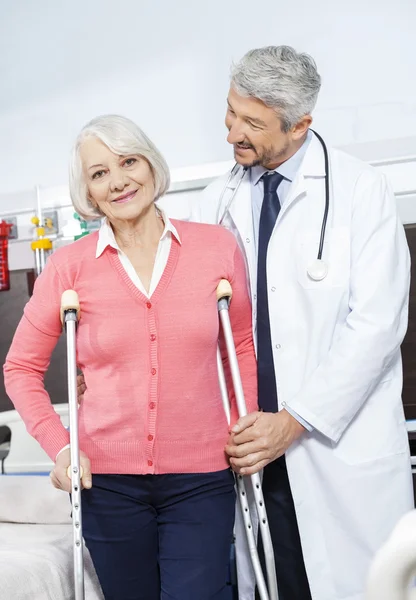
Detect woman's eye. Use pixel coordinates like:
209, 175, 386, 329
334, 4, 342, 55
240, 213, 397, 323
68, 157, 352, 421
92, 170, 105, 179
123, 158, 137, 167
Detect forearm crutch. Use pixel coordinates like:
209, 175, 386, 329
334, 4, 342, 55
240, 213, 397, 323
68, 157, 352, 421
217, 280, 279, 600
60, 290, 84, 600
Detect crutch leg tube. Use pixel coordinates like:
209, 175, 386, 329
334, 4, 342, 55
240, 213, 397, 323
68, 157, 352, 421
217, 280, 279, 600
60, 290, 84, 600
218, 345, 270, 598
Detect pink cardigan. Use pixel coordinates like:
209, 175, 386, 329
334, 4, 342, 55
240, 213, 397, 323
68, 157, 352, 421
4, 220, 257, 474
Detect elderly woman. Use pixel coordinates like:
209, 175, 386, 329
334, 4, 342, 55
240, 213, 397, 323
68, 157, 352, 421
3, 115, 257, 600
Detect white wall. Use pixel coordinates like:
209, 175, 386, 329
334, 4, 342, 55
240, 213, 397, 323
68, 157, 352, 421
1, 0, 415, 271
0, 0, 415, 197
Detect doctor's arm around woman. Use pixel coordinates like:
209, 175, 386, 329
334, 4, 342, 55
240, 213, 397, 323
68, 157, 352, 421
3, 114, 258, 600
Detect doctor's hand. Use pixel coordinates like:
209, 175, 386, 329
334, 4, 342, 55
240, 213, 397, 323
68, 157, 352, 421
225, 410, 306, 476
77, 374, 86, 404
50, 448, 92, 493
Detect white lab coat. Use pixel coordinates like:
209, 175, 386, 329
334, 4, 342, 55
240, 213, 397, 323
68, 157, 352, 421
186, 133, 414, 600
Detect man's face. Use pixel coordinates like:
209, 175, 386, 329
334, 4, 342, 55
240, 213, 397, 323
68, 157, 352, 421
225, 87, 308, 170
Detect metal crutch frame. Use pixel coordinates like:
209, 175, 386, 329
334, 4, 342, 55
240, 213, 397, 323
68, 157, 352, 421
60, 290, 84, 600
217, 279, 279, 600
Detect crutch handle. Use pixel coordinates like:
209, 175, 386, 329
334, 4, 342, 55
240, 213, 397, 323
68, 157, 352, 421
60, 290, 81, 324
216, 279, 233, 301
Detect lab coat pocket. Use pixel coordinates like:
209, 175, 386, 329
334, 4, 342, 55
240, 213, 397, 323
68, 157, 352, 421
331, 380, 408, 466
296, 227, 350, 289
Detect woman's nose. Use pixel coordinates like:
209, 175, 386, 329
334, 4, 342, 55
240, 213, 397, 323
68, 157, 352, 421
109, 168, 127, 192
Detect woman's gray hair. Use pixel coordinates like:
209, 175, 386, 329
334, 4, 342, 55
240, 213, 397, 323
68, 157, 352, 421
230, 45, 321, 132
69, 114, 170, 220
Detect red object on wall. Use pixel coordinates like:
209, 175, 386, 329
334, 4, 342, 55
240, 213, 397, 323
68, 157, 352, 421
0, 220, 13, 292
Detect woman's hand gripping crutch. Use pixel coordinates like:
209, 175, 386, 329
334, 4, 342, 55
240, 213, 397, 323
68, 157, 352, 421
217, 279, 279, 600
60, 290, 85, 600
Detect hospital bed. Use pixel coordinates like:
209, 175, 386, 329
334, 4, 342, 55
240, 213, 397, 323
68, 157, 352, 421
0, 405, 104, 599
365, 420, 416, 599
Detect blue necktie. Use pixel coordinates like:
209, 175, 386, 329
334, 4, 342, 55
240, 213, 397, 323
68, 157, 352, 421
257, 171, 284, 413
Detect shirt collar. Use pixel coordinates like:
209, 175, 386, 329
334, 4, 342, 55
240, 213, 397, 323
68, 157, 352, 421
95, 203, 181, 259
250, 129, 312, 187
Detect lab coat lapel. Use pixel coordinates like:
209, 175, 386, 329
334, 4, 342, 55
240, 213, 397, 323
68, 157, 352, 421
228, 176, 257, 295
276, 131, 326, 221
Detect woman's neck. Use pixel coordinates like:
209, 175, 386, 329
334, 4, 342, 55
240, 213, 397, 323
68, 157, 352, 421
111, 204, 164, 250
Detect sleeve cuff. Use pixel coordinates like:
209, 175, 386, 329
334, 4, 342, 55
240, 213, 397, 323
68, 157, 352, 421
283, 404, 314, 432
56, 444, 70, 461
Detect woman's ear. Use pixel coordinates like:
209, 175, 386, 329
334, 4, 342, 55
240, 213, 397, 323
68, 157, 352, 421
87, 193, 97, 209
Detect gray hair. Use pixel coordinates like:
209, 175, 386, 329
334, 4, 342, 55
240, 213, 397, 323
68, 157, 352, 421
230, 45, 321, 132
69, 114, 170, 220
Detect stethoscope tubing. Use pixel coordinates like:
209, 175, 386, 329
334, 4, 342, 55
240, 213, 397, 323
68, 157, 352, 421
216, 130, 330, 280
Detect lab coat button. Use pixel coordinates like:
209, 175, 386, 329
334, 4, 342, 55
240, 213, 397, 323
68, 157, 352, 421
275, 344, 281, 350
246, 238, 250, 243
271, 286, 276, 292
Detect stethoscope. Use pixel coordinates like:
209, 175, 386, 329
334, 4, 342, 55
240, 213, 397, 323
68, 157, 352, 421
216, 129, 330, 282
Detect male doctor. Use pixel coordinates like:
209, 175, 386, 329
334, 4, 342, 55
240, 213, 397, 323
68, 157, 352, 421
190, 45, 414, 600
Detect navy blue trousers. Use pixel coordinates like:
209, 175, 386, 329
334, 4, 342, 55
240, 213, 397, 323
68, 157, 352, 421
80, 469, 236, 600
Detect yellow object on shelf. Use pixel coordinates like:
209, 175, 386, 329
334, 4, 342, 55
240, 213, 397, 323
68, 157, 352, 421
31, 238, 53, 251
31, 214, 54, 276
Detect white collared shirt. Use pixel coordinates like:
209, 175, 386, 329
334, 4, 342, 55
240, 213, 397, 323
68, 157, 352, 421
249, 131, 314, 432
95, 204, 182, 298
249, 129, 312, 249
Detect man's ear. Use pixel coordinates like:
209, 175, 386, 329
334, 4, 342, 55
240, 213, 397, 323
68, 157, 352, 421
292, 115, 313, 141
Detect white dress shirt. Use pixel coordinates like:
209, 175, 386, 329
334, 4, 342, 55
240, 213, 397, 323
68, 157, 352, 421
249, 131, 313, 431
250, 129, 312, 248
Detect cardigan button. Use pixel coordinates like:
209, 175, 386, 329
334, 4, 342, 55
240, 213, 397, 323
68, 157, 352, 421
148, 434, 154, 441
148, 460, 153, 467
150, 334, 156, 341
146, 302, 152, 309
149, 402, 156, 409
151, 368, 157, 375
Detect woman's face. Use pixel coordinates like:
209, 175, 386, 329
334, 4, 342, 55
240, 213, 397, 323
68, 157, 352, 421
80, 137, 156, 223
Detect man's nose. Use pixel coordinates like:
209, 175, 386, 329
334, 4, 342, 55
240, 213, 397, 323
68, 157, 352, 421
227, 122, 246, 145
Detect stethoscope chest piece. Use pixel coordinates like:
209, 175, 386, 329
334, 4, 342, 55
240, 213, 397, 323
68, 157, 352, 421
307, 259, 328, 281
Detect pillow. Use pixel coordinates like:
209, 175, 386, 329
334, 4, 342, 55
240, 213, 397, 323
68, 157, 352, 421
0, 476, 72, 524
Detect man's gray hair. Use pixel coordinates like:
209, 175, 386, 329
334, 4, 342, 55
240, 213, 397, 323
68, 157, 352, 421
230, 45, 321, 132
69, 114, 170, 220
